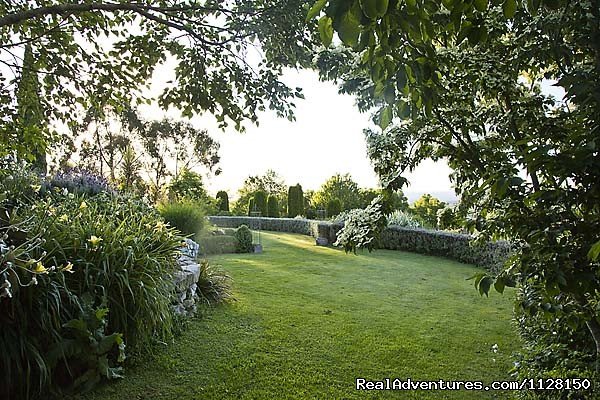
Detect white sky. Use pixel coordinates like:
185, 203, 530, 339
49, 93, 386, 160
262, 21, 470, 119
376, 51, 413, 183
139, 66, 456, 203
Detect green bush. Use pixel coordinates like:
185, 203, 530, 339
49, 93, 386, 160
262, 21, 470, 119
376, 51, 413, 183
234, 225, 253, 253
158, 200, 205, 241
216, 190, 229, 212
387, 210, 422, 228
253, 190, 268, 216
326, 198, 342, 217
267, 195, 279, 217
199, 235, 238, 255
1, 190, 181, 398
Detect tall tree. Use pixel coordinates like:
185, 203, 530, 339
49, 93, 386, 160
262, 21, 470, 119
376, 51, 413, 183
312, 173, 362, 211
15, 44, 47, 173
232, 170, 287, 215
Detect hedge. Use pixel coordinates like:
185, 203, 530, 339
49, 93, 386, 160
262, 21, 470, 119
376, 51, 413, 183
208, 216, 511, 273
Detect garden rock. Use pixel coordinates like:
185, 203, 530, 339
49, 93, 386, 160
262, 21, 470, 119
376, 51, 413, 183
172, 238, 202, 316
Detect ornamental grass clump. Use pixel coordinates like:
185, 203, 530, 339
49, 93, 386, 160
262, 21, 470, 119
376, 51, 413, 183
158, 200, 206, 241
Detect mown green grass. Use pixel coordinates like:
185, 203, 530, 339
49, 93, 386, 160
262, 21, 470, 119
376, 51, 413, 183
81, 231, 519, 400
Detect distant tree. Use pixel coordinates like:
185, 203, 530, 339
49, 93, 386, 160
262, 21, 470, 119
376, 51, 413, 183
216, 191, 230, 212
253, 190, 268, 217
267, 195, 280, 217
410, 194, 446, 228
326, 198, 342, 218
360, 188, 408, 211
313, 173, 361, 212
233, 170, 286, 215
168, 168, 207, 203
436, 206, 463, 231
118, 144, 144, 194
247, 198, 256, 216
287, 184, 304, 217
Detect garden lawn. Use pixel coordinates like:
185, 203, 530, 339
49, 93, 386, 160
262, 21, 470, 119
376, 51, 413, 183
81, 231, 519, 400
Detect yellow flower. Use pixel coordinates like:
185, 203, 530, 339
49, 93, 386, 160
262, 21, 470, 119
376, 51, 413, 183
79, 201, 88, 210
58, 214, 69, 222
30, 184, 42, 193
34, 262, 48, 274
88, 235, 103, 247
61, 262, 74, 273
154, 221, 168, 232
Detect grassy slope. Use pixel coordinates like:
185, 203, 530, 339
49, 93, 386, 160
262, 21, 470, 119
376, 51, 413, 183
81, 231, 519, 400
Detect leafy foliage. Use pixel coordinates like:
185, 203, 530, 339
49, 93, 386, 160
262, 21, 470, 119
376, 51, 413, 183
312, 173, 362, 212
168, 168, 208, 203
287, 184, 304, 217
334, 198, 386, 253
234, 225, 254, 253
326, 198, 342, 217
253, 190, 268, 217
195, 259, 233, 306
216, 191, 229, 212
267, 195, 280, 218
310, 0, 600, 378
158, 200, 205, 241
233, 170, 287, 216
387, 210, 422, 229
1, 1, 316, 162
410, 194, 446, 228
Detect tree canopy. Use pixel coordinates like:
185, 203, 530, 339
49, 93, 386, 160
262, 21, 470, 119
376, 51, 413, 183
0, 0, 316, 162
309, 0, 600, 374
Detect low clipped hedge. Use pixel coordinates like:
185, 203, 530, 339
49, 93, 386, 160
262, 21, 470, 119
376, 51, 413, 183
379, 226, 511, 274
200, 236, 238, 255
208, 216, 511, 273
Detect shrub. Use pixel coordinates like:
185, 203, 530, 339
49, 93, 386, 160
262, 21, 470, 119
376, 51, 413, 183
158, 200, 205, 241
1, 190, 180, 398
334, 201, 385, 253
267, 195, 279, 217
234, 225, 254, 253
253, 190, 268, 216
387, 210, 422, 228
216, 190, 229, 212
287, 184, 304, 217
195, 259, 233, 305
48, 168, 115, 196
326, 198, 342, 218
167, 168, 207, 202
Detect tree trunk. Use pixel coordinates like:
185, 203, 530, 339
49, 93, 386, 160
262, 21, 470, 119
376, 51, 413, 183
586, 318, 600, 372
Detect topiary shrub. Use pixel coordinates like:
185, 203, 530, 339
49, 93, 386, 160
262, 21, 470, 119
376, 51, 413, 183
234, 225, 253, 253
199, 235, 238, 255
158, 200, 205, 241
216, 190, 229, 212
326, 198, 342, 218
253, 190, 267, 216
287, 184, 304, 217
267, 195, 279, 217
247, 197, 255, 216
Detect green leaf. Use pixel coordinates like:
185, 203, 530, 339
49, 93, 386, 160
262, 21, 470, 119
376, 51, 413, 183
318, 16, 334, 47
478, 276, 493, 297
379, 106, 393, 130
588, 240, 600, 261
338, 7, 362, 47
494, 277, 505, 294
474, 0, 489, 11
306, 0, 328, 21
503, 0, 517, 18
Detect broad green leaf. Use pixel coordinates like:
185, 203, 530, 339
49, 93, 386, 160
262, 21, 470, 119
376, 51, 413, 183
503, 0, 517, 18
306, 0, 328, 21
360, 0, 379, 19
474, 0, 489, 12
337, 7, 362, 47
588, 240, 600, 261
478, 276, 493, 297
318, 16, 334, 47
494, 278, 505, 294
379, 106, 393, 130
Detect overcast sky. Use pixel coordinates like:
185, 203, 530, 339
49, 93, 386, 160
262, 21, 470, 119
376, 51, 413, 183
140, 66, 457, 203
